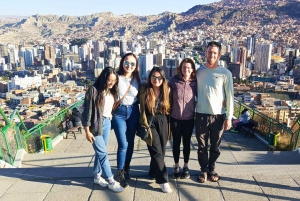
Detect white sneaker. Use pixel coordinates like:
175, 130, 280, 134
94, 177, 108, 188
108, 181, 124, 193
160, 183, 172, 193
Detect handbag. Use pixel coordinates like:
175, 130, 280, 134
136, 94, 160, 140
112, 76, 135, 111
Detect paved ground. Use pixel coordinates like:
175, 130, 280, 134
1, 129, 300, 201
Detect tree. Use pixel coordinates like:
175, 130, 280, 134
70, 38, 89, 47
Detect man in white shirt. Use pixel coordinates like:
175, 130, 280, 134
195, 41, 234, 183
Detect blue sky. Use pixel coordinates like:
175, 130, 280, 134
0, 0, 219, 16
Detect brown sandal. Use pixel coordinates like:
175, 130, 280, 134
198, 172, 207, 183
209, 171, 220, 182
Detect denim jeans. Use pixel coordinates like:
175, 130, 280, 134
112, 102, 139, 170
93, 117, 113, 179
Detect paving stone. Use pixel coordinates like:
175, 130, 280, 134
0, 192, 47, 201
89, 187, 133, 201
134, 178, 178, 201
44, 191, 91, 201
254, 175, 300, 201
177, 177, 221, 201
0, 180, 15, 197
51, 178, 93, 193
6, 180, 54, 193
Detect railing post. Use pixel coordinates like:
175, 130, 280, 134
0, 131, 3, 160
238, 102, 242, 118
293, 128, 300, 150
0, 108, 11, 126
268, 118, 273, 138
2, 127, 14, 165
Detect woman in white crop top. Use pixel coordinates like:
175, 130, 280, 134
112, 53, 141, 188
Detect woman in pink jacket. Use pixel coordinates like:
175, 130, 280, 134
168, 58, 197, 179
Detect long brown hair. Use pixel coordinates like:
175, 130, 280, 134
145, 67, 170, 115
176, 58, 196, 78
117, 52, 141, 85
93, 67, 118, 108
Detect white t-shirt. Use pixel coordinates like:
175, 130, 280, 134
103, 92, 114, 119
196, 66, 234, 119
117, 75, 139, 105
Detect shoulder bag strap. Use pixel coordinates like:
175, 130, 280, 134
113, 76, 135, 109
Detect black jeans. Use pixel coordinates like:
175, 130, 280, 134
195, 113, 225, 172
171, 117, 194, 164
147, 114, 168, 184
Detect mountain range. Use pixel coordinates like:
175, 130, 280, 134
0, 0, 299, 44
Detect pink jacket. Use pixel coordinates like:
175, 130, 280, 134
168, 75, 197, 120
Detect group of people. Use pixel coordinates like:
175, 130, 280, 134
81, 41, 234, 193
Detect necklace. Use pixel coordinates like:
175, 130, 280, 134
154, 89, 160, 100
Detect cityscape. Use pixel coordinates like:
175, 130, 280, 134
0, 0, 300, 130
1, 0, 300, 200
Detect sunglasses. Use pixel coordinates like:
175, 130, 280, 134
151, 76, 163, 81
124, 61, 136, 67
207, 41, 221, 48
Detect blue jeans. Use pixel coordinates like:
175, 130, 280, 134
112, 102, 139, 170
93, 117, 113, 179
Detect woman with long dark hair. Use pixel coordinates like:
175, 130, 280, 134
169, 58, 197, 179
82, 67, 123, 193
139, 67, 172, 193
112, 53, 141, 188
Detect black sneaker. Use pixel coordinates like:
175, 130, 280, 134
124, 169, 131, 180
124, 164, 131, 180
116, 170, 129, 188
181, 167, 190, 179
173, 166, 180, 179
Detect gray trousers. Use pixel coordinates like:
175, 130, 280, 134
195, 113, 225, 172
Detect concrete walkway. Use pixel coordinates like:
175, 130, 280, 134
1, 129, 300, 201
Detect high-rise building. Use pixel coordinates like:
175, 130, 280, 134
232, 47, 239, 62
228, 62, 243, 79
44, 45, 55, 65
238, 47, 247, 71
157, 44, 165, 54
163, 57, 181, 79
93, 40, 105, 59
254, 43, 272, 72
120, 39, 127, 57
251, 34, 256, 56
156, 53, 165, 66
138, 53, 153, 80
0, 44, 8, 57
246, 37, 252, 57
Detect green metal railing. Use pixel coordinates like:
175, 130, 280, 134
1, 98, 300, 166
0, 99, 84, 165
234, 100, 300, 150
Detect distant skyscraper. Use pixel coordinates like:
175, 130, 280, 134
138, 53, 153, 79
246, 37, 252, 57
254, 43, 272, 72
251, 34, 256, 56
156, 53, 165, 66
120, 39, 127, 57
163, 58, 181, 79
157, 44, 165, 54
24, 49, 34, 66
78, 47, 86, 60
93, 40, 105, 59
237, 47, 247, 77
232, 47, 239, 62
44, 45, 55, 65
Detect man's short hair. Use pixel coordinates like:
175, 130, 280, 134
207, 41, 222, 53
